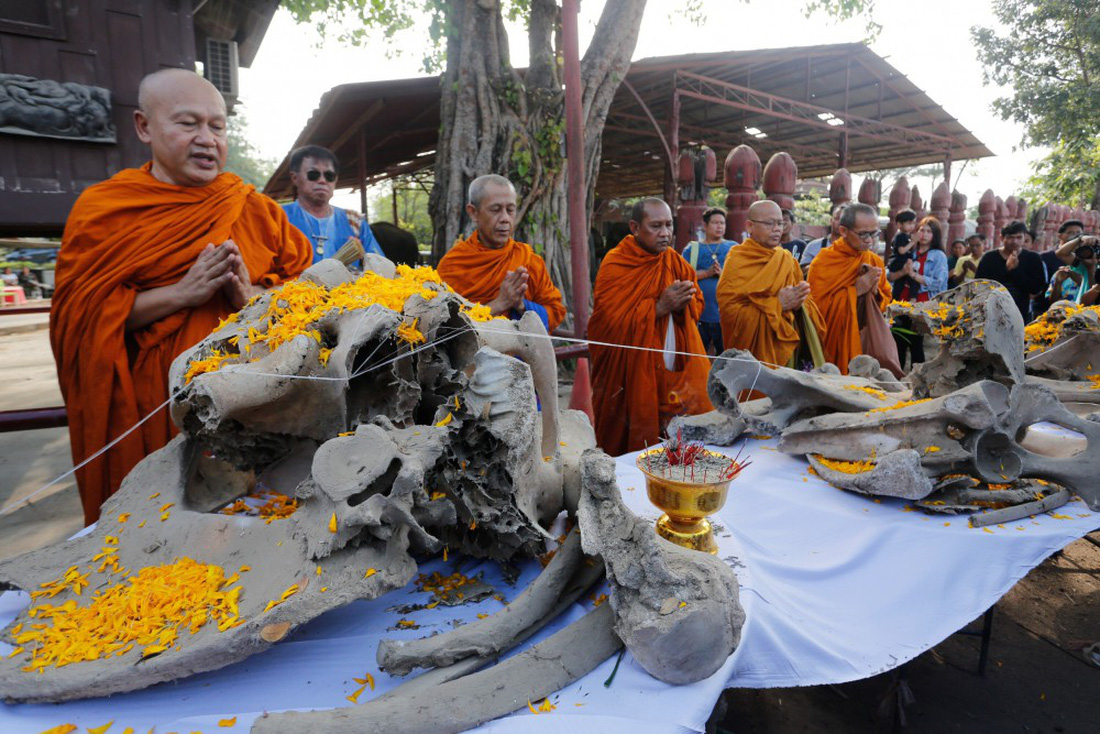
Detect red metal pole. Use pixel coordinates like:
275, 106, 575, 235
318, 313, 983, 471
562, 0, 593, 422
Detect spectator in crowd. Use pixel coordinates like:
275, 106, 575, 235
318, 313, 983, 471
799, 203, 847, 269
680, 206, 736, 355
1049, 233, 1100, 305
808, 203, 894, 375
975, 220, 1047, 320
0, 266, 16, 286
282, 145, 384, 266
888, 208, 918, 263
18, 266, 49, 299
716, 200, 825, 368
886, 211, 918, 302
951, 233, 986, 285
888, 216, 949, 366
1021, 227, 1053, 314
1043, 219, 1085, 291
51, 68, 311, 524
780, 208, 808, 261
947, 239, 966, 272
588, 198, 712, 456
438, 174, 565, 332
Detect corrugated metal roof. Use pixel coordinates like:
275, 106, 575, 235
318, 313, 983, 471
263, 43, 991, 201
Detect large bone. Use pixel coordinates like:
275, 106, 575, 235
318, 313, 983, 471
695, 348, 907, 437
1, 260, 598, 703
578, 449, 745, 685
1025, 302, 1100, 381
0, 436, 416, 703
888, 279, 1025, 398
373, 553, 606, 698
781, 380, 1100, 511
251, 603, 621, 734
377, 525, 586, 676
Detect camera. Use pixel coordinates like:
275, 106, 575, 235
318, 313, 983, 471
1073, 243, 1099, 260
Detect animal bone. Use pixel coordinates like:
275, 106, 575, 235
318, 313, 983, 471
696, 348, 907, 438
1024, 302, 1100, 382
780, 380, 1100, 511
577, 449, 745, 685
377, 526, 586, 676
251, 603, 621, 734
0, 436, 417, 703
0, 259, 596, 702
888, 280, 1025, 398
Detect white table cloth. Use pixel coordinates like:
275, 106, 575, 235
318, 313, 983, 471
2, 436, 1097, 734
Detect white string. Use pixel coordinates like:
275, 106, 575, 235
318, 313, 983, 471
0, 390, 181, 518
0, 315, 844, 519
0, 326, 477, 518
471, 324, 770, 422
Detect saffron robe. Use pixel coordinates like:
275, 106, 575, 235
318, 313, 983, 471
438, 230, 566, 332
716, 237, 826, 367
588, 235, 713, 456
51, 164, 311, 524
806, 237, 891, 375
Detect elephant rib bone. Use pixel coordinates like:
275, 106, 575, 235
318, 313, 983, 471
373, 557, 606, 700
968, 490, 1072, 528
251, 603, 621, 734
377, 525, 585, 676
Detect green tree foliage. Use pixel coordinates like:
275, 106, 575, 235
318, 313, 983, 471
224, 113, 279, 190
369, 177, 434, 247
971, 0, 1099, 147
792, 195, 834, 226
1019, 136, 1100, 207
971, 0, 1100, 207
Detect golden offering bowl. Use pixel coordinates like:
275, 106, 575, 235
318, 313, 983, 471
636, 448, 734, 555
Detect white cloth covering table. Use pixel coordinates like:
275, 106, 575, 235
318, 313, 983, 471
1, 436, 1097, 733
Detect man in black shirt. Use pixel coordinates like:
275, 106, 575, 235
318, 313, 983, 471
975, 220, 1048, 321
780, 208, 808, 260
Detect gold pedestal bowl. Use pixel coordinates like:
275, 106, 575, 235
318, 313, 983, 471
636, 448, 735, 555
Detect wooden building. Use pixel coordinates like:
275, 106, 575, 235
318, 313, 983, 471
0, 0, 278, 236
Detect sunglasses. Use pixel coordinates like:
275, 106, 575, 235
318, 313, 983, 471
305, 169, 337, 182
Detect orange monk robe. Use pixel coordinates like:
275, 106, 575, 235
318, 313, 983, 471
715, 238, 826, 367
437, 230, 566, 332
51, 163, 312, 524
588, 235, 714, 456
806, 237, 891, 375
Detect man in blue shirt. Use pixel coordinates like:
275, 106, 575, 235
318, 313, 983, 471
281, 145, 384, 266
681, 206, 736, 355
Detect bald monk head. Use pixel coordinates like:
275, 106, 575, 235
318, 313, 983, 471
629, 198, 674, 255
745, 200, 784, 248
134, 68, 228, 187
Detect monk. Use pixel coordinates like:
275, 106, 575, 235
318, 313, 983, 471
588, 198, 713, 456
806, 202, 892, 374
716, 200, 826, 367
437, 174, 565, 332
51, 69, 311, 524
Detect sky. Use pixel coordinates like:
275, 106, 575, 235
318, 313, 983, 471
236, 0, 1043, 214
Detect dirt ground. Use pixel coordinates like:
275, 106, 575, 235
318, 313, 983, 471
2, 325, 1098, 732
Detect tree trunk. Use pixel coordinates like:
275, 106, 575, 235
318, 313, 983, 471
428, 0, 648, 328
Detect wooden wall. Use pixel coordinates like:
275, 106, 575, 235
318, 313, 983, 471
0, 0, 195, 235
